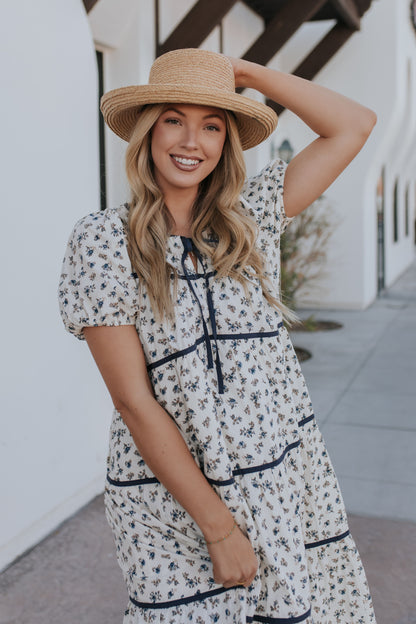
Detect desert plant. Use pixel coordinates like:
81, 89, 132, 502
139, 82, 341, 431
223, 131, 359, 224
280, 195, 336, 309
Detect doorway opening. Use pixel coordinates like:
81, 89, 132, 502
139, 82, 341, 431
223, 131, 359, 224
376, 168, 385, 293
96, 49, 107, 212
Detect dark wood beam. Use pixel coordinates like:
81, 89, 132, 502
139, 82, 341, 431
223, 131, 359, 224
267, 22, 356, 115
293, 22, 356, 81
355, 0, 373, 17
83, 0, 100, 13
328, 0, 361, 29
157, 0, 237, 56
241, 0, 328, 67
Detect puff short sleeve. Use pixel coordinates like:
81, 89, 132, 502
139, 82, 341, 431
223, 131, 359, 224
240, 158, 293, 237
239, 159, 293, 289
58, 207, 139, 340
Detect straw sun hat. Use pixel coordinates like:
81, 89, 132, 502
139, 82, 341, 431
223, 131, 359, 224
100, 48, 278, 151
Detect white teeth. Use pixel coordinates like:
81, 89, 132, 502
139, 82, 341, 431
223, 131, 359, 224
172, 156, 200, 166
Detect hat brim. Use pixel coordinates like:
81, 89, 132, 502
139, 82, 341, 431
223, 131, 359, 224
100, 84, 278, 151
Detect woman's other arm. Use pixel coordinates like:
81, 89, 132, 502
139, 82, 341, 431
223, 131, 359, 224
229, 58, 377, 217
84, 324, 258, 588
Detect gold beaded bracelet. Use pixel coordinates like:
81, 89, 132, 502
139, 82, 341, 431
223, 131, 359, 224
206, 521, 237, 545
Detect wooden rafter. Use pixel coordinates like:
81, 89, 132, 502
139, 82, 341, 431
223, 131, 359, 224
329, 0, 361, 29
355, 0, 373, 16
83, 0, 100, 13
241, 0, 328, 68
157, 0, 237, 57
267, 22, 356, 115
99, 0, 374, 118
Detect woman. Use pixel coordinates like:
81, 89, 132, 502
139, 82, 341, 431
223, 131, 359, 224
59, 48, 377, 623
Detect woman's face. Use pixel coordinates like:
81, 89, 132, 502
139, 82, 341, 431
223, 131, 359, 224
151, 103, 227, 198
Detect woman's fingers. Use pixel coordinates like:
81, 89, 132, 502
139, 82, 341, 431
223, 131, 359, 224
224, 55, 245, 87
209, 526, 259, 587
220, 573, 257, 589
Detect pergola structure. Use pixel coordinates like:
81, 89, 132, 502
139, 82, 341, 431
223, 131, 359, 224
83, 0, 374, 114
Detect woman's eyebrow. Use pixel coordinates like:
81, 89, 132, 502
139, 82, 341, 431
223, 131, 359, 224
203, 113, 225, 121
164, 107, 185, 116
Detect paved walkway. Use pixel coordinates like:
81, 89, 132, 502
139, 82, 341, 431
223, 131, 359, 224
1, 260, 415, 624
297, 258, 416, 522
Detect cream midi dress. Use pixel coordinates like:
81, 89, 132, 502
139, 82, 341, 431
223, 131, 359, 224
59, 159, 377, 623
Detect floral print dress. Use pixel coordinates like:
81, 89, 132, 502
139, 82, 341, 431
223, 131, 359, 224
58, 159, 377, 624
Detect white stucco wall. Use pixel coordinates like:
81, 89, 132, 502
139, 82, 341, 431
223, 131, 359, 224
2, 0, 414, 571
0, 0, 111, 570
89, 0, 157, 209
273, 0, 416, 308
381, 3, 416, 289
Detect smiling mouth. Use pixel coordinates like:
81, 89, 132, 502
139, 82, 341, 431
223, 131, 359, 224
171, 155, 202, 169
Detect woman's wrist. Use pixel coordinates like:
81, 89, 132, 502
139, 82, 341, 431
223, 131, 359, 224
198, 505, 237, 543
227, 56, 256, 90
232, 58, 276, 91
205, 519, 237, 545
233, 58, 255, 89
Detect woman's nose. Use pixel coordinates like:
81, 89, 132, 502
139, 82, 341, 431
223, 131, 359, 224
180, 126, 199, 150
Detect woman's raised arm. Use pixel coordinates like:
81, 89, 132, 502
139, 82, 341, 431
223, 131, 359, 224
228, 57, 377, 217
83, 324, 259, 588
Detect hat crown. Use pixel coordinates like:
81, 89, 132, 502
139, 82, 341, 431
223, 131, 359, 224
100, 48, 278, 150
149, 49, 235, 93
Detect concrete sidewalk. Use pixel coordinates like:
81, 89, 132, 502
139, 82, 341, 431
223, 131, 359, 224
296, 258, 416, 522
1, 260, 415, 624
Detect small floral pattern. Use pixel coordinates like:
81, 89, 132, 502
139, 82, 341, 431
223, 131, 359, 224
59, 159, 376, 623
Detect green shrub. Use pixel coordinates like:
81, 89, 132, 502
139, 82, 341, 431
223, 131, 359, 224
281, 196, 336, 309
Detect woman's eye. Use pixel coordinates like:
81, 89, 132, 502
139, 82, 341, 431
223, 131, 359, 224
205, 125, 220, 132
165, 118, 181, 125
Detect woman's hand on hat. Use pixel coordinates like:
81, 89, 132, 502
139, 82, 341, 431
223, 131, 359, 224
225, 55, 263, 90
225, 55, 249, 89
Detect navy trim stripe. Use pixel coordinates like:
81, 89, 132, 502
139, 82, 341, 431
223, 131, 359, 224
215, 326, 283, 340
205, 475, 236, 486
297, 414, 314, 427
304, 529, 350, 550
107, 474, 159, 487
106, 440, 300, 489
232, 440, 300, 477
247, 608, 311, 623
147, 324, 284, 372
205, 440, 301, 486
147, 335, 206, 371
129, 584, 240, 609
178, 270, 216, 281
130, 587, 311, 622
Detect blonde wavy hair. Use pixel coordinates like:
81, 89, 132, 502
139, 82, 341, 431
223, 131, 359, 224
125, 104, 291, 323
